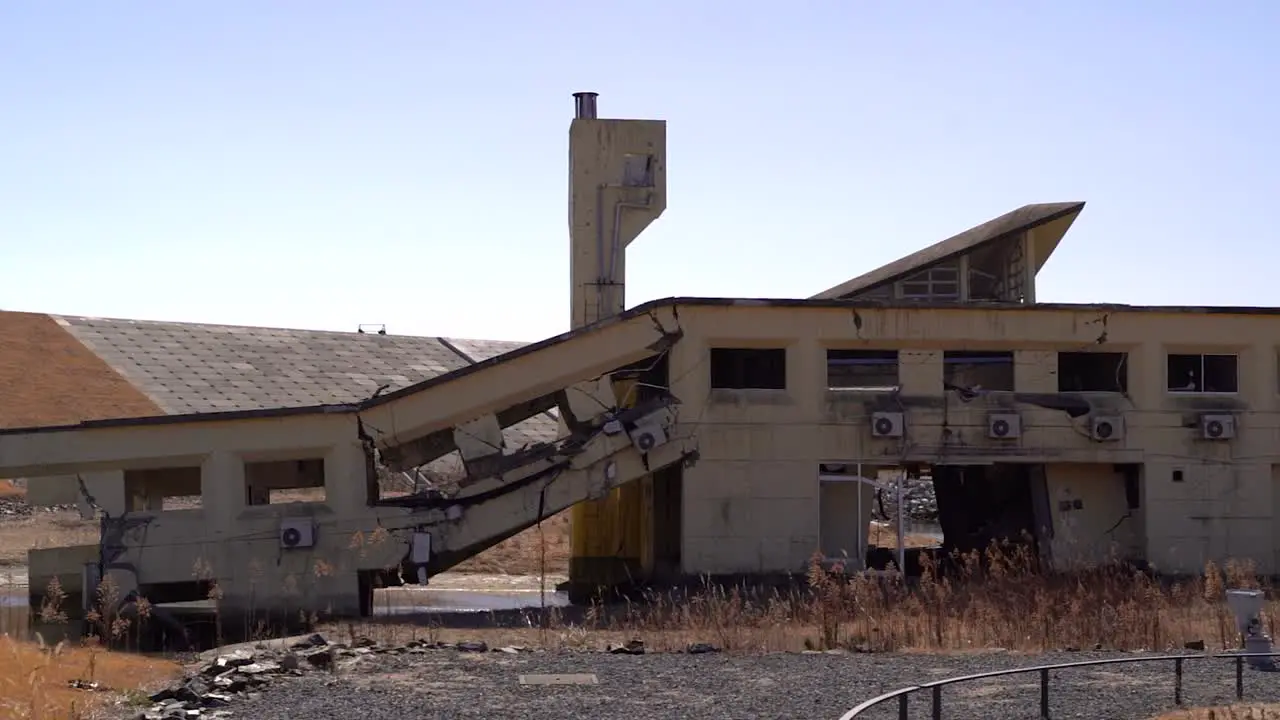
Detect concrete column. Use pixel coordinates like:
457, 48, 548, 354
201, 451, 244, 535
325, 442, 369, 513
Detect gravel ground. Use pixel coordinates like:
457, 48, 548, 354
211, 649, 1280, 720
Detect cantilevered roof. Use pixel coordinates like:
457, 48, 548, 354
811, 201, 1086, 300
0, 312, 558, 447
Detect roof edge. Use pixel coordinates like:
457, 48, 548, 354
5, 294, 1280, 437
811, 201, 1086, 300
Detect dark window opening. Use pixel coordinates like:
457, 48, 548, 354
245, 458, 327, 505
944, 350, 1015, 391
826, 349, 899, 390
710, 348, 787, 390
1058, 352, 1129, 393
1167, 353, 1238, 393
123, 466, 203, 512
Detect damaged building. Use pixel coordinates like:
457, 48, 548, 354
2, 92, 1276, 638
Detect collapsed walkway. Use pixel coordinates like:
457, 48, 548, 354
0, 304, 696, 635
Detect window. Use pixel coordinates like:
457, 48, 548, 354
245, 458, 327, 505
898, 264, 960, 301
123, 467, 203, 512
1167, 353, 1238, 393
826, 349, 899, 390
709, 348, 786, 390
944, 351, 1015, 391
1058, 352, 1129, 393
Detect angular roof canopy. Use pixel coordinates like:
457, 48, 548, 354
811, 201, 1086, 300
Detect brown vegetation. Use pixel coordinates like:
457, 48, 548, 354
0, 634, 179, 720
3, 542, 1280, 716
1153, 706, 1280, 719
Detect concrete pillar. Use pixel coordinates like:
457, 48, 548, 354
201, 451, 245, 535
324, 442, 368, 512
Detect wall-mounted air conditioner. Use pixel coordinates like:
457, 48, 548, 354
1200, 413, 1236, 440
279, 518, 315, 549
1090, 415, 1124, 442
871, 411, 905, 438
629, 418, 669, 453
987, 413, 1022, 439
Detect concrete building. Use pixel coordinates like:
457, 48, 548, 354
3, 94, 1276, 632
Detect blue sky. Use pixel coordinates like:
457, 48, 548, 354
2, 2, 1277, 341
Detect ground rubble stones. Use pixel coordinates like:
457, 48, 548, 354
135, 634, 723, 718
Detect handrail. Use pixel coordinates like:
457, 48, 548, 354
839, 651, 1280, 720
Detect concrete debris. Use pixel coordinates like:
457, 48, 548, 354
135, 633, 718, 718
607, 639, 645, 655
0, 496, 78, 517
873, 477, 938, 523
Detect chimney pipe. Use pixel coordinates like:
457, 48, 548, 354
573, 92, 598, 119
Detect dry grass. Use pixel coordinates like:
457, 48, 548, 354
1152, 706, 1280, 719
313, 544, 1280, 656
4, 540, 1280, 715
0, 635, 180, 720
867, 521, 940, 549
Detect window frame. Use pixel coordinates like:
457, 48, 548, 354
1056, 351, 1130, 394
942, 350, 1016, 392
1165, 352, 1239, 394
897, 264, 961, 301
709, 347, 788, 391
825, 349, 900, 392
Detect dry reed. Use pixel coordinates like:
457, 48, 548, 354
3, 534, 1279, 717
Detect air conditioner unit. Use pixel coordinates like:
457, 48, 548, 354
1200, 413, 1236, 440
629, 419, 669, 453
1090, 415, 1125, 442
871, 411, 905, 438
987, 413, 1021, 439
279, 518, 315, 549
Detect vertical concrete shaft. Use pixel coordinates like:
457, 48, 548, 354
565, 94, 667, 596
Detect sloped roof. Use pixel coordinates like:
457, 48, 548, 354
8, 313, 558, 448
811, 202, 1086, 300
0, 312, 162, 429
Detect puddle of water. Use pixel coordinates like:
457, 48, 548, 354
0, 588, 569, 613
376, 589, 569, 615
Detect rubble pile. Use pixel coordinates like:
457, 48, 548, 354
134, 634, 720, 718
871, 477, 938, 522
0, 496, 78, 517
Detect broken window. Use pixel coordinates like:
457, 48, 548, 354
123, 467, 203, 512
898, 263, 960, 301
1058, 352, 1129, 393
1167, 353, 1238, 393
943, 351, 1015, 392
709, 348, 786, 390
826, 349, 899, 391
622, 153, 655, 187
244, 458, 326, 505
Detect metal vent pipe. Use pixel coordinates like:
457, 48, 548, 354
573, 91, 598, 119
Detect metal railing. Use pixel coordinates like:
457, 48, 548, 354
839, 651, 1280, 720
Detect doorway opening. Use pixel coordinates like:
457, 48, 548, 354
932, 463, 1047, 571
818, 462, 1048, 576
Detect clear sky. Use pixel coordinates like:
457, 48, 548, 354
2, 2, 1277, 342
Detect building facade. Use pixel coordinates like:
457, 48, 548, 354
2, 95, 1274, 631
